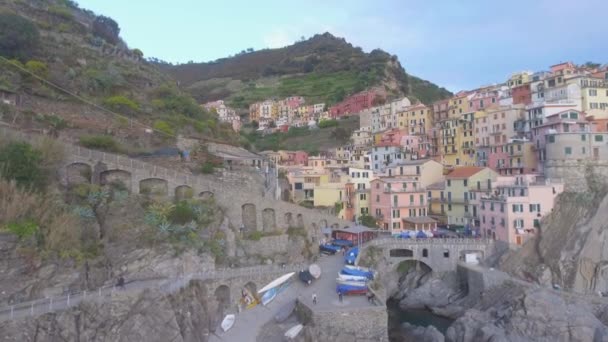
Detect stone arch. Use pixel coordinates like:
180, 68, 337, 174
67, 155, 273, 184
139, 178, 168, 196
262, 208, 276, 232
390, 249, 414, 257
319, 219, 328, 228
65, 162, 92, 185
199, 191, 214, 200
214, 285, 231, 315
284, 212, 295, 228
175, 185, 194, 200
296, 213, 304, 228
100, 169, 131, 191
242, 203, 257, 231
396, 260, 433, 274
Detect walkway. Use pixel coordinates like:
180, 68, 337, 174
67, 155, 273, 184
0, 264, 305, 323
210, 251, 375, 342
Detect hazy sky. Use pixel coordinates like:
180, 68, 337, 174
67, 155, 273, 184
77, 0, 607, 92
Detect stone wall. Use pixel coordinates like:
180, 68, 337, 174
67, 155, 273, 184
241, 235, 289, 258
296, 301, 389, 341
545, 159, 608, 192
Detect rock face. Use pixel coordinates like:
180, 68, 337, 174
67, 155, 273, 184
500, 185, 608, 294
446, 286, 608, 342
0, 280, 216, 342
399, 323, 445, 342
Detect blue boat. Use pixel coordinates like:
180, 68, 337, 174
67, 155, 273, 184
331, 239, 354, 248
344, 247, 359, 265
319, 243, 341, 254
336, 282, 368, 295
340, 266, 374, 280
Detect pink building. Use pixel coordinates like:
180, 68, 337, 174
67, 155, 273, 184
469, 88, 499, 112
478, 174, 563, 247
532, 109, 592, 150
370, 177, 435, 234
282, 151, 309, 166
329, 88, 386, 118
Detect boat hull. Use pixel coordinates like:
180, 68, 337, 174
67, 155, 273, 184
336, 283, 368, 295
221, 314, 235, 332
337, 273, 368, 282
340, 267, 374, 280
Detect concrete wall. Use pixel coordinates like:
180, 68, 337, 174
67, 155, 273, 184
241, 235, 289, 258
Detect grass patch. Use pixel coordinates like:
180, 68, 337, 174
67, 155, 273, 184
79, 135, 123, 153
287, 227, 307, 238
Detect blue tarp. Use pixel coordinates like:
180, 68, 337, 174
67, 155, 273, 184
344, 247, 359, 265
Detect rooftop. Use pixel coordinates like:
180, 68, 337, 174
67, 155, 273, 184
446, 166, 485, 179
426, 181, 445, 190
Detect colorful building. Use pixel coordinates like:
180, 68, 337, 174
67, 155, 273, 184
478, 174, 564, 247
444, 166, 498, 228
329, 88, 386, 118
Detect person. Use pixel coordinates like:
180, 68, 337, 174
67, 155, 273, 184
338, 290, 343, 303
116, 276, 125, 290
366, 292, 371, 302
342, 247, 346, 256
312, 293, 317, 305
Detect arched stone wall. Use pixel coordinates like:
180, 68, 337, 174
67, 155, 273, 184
175, 185, 194, 200
242, 203, 257, 231
296, 213, 304, 228
284, 212, 294, 228
139, 178, 168, 196
65, 162, 92, 185
395, 260, 433, 273
214, 285, 231, 316
262, 208, 276, 232
100, 169, 132, 191
199, 191, 214, 200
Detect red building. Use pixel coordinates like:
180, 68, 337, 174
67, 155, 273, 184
512, 84, 532, 105
329, 88, 386, 118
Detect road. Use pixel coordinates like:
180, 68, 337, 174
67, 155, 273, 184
210, 251, 374, 342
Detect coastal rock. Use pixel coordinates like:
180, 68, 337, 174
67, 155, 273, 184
400, 322, 445, 342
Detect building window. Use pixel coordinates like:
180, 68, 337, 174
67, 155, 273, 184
565, 147, 572, 155
295, 183, 303, 190
547, 135, 555, 143
448, 204, 452, 211
376, 183, 380, 189
392, 210, 400, 218
360, 194, 367, 200
443, 250, 450, 258
422, 249, 428, 257
589, 89, 598, 96
582, 134, 587, 141
447, 180, 451, 187
409, 195, 414, 203
376, 195, 380, 202
595, 135, 604, 142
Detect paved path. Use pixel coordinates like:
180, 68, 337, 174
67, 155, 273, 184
210, 251, 375, 342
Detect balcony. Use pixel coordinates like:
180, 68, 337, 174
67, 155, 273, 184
382, 187, 422, 193
498, 163, 523, 169
489, 130, 502, 135
430, 197, 446, 203
375, 213, 384, 219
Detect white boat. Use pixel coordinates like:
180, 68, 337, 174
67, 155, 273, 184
258, 272, 295, 294
337, 273, 368, 282
221, 314, 235, 332
344, 265, 371, 272
336, 279, 368, 287
284, 324, 303, 339
309, 264, 321, 279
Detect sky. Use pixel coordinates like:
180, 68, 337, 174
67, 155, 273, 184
77, 0, 607, 92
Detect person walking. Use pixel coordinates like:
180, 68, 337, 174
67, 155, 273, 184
312, 293, 317, 305
116, 276, 125, 290
338, 290, 343, 303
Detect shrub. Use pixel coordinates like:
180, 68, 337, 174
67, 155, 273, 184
287, 227, 307, 238
132, 48, 143, 58
168, 201, 196, 225
0, 142, 45, 190
0, 13, 40, 60
247, 231, 263, 241
200, 161, 216, 174
103, 95, 139, 113
359, 214, 378, 228
153, 120, 175, 137
49, 5, 73, 20
318, 119, 338, 129
25, 60, 49, 78
4, 220, 39, 240
79, 135, 122, 153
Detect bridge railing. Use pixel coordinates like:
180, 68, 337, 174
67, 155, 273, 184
368, 235, 493, 245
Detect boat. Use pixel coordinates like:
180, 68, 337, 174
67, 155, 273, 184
336, 283, 368, 295
274, 300, 296, 323
258, 272, 295, 294
221, 314, 235, 332
344, 247, 359, 265
299, 270, 313, 285
258, 272, 294, 306
284, 324, 304, 339
336, 279, 368, 287
341, 265, 374, 279
319, 243, 341, 254
337, 273, 368, 282
309, 264, 321, 279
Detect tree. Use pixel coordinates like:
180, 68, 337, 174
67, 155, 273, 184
359, 214, 378, 228
0, 13, 40, 60
0, 142, 45, 190
92, 15, 120, 45
584, 62, 601, 69
132, 48, 143, 58
103, 95, 139, 114
25, 60, 48, 78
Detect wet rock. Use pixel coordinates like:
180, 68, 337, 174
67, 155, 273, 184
401, 322, 445, 342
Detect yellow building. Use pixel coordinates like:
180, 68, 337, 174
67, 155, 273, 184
574, 76, 608, 115
427, 181, 446, 224
397, 104, 434, 136
507, 71, 533, 88
444, 166, 497, 227
313, 172, 348, 217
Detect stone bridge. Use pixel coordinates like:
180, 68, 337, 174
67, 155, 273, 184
359, 237, 494, 273
0, 126, 350, 235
